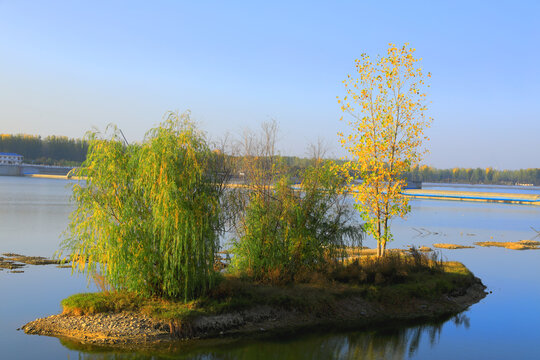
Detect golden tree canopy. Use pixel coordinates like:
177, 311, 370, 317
338, 43, 431, 256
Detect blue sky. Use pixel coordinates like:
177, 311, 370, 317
1, 0, 538, 169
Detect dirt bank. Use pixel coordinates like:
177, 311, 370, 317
22, 278, 487, 348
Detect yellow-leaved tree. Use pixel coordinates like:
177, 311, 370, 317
338, 43, 431, 257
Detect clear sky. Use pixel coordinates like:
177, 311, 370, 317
1, 0, 538, 169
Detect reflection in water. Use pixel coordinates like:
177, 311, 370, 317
63, 313, 470, 360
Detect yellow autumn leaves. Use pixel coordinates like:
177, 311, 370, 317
338, 43, 431, 257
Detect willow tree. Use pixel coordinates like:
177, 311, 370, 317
62, 111, 223, 300
338, 43, 431, 257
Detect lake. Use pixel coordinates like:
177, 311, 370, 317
1, 177, 539, 359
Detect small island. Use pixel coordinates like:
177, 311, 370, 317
23, 251, 486, 347
21, 46, 487, 350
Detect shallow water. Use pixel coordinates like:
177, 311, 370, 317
1, 177, 539, 359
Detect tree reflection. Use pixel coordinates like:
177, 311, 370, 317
62, 312, 471, 360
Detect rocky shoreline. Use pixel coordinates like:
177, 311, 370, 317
22, 278, 487, 348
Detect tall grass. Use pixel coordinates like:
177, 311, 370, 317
332, 247, 444, 286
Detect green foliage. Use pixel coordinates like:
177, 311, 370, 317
62, 111, 223, 300
230, 161, 363, 283
61, 292, 144, 315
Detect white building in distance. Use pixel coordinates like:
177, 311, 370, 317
0, 152, 23, 165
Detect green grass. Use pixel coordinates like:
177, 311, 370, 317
61, 292, 144, 315
61, 254, 477, 322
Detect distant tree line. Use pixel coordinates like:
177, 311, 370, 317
0, 134, 88, 166
405, 165, 540, 186
238, 159, 540, 187
2, 133, 537, 186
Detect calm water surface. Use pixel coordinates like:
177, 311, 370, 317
1, 177, 539, 359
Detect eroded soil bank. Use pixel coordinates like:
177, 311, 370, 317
22, 278, 487, 348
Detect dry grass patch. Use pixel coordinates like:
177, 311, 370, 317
342, 247, 432, 262
474, 240, 540, 250
433, 243, 475, 250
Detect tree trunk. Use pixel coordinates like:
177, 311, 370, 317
382, 215, 388, 257
377, 221, 382, 257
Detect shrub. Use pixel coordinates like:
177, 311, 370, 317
230, 161, 363, 283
